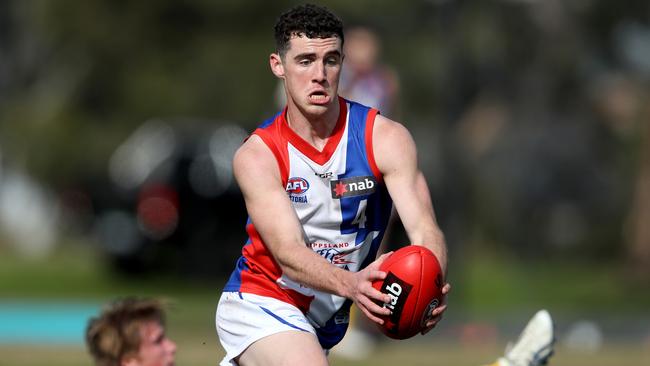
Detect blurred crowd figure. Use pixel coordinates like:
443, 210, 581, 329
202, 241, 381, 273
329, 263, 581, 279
333, 25, 407, 358
338, 26, 400, 119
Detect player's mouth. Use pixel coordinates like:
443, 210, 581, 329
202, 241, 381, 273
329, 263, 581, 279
308, 91, 330, 105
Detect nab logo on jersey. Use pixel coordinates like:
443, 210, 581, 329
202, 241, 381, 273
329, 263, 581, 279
330, 176, 376, 199
286, 177, 310, 194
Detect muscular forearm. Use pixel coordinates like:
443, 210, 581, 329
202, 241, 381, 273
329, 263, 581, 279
406, 173, 448, 275
273, 244, 354, 298
412, 226, 448, 276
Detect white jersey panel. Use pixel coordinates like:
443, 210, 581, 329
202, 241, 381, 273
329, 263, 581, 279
276, 109, 378, 326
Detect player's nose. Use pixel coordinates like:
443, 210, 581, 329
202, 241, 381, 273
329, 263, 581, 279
312, 61, 327, 82
166, 338, 177, 353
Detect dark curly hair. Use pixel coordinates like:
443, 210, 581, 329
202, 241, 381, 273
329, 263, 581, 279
274, 3, 344, 57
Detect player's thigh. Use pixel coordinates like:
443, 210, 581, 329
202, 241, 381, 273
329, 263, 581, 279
237, 330, 328, 366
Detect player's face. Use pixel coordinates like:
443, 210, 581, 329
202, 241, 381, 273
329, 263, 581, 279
272, 35, 343, 117
125, 321, 176, 366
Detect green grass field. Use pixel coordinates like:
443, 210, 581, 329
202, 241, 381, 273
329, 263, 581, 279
2, 341, 648, 365
1, 242, 649, 365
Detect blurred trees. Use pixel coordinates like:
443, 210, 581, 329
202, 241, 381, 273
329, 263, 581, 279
628, 111, 650, 278
0, 0, 648, 276
0, 0, 279, 186
419, 1, 649, 273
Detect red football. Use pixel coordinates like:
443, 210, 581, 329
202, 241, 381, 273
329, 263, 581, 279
372, 245, 444, 339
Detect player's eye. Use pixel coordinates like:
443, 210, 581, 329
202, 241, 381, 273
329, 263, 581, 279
325, 56, 340, 65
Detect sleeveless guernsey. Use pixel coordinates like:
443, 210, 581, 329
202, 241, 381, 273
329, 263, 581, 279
223, 97, 393, 348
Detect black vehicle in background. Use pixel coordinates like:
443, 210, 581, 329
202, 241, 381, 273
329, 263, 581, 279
91, 119, 249, 279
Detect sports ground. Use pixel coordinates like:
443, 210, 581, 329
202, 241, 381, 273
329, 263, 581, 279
1, 244, 648, 366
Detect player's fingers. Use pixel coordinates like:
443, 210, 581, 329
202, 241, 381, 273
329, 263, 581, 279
361, 295, 391, 316
430, 304, 447, 317
421, 304, 447, 333
366, 251, 393, 272
366, 269, 387, 281
425, 316, 441, 329
375, 251, 393, 264
423, 313, 443, 331
363, 282, 391, 304
421, 323, 436, 335
358, 303, 385, 324
442, 283, 451, 294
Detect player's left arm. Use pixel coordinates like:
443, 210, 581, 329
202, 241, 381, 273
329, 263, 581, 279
373, 114, 451, 332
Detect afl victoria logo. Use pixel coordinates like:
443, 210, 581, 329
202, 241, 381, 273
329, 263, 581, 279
286, 177, 310, 195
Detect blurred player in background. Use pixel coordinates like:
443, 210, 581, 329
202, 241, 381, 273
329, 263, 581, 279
216, 3, 449, 365
86, 297, 176, 366
334, 24, 403, 358
339, 26, 400, 119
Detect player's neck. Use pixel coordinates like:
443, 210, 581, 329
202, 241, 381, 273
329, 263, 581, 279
285, 99, 340, 151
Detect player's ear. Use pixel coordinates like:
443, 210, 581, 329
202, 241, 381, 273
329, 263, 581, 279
270, 53, 285, 79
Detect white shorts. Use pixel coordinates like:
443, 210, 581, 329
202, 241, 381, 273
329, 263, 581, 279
216, 291, 317, 366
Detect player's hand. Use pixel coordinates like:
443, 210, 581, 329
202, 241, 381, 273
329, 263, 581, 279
421, 282, 451, 335
347, 252, 393, 325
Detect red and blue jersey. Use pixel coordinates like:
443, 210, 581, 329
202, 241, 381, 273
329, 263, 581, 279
223, 97, 393, 349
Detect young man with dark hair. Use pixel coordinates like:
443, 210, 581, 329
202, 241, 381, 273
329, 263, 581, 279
215, 4, 553, 366
216, 4, 447, 365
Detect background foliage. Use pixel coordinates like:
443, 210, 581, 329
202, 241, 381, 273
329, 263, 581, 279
1, 0, 649, 364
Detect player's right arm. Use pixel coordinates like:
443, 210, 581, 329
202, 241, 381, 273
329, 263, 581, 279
233, 135, 391, 323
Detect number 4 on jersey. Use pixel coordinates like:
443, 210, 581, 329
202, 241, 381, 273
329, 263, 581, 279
351, 199, 367, 229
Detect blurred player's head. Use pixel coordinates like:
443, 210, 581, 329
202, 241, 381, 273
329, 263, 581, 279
86, 297, 176, 366
344, 26, 380, 74
274, 3, 344, 58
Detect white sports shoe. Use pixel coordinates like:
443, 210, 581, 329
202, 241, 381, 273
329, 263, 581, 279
498, 310, 555, 366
